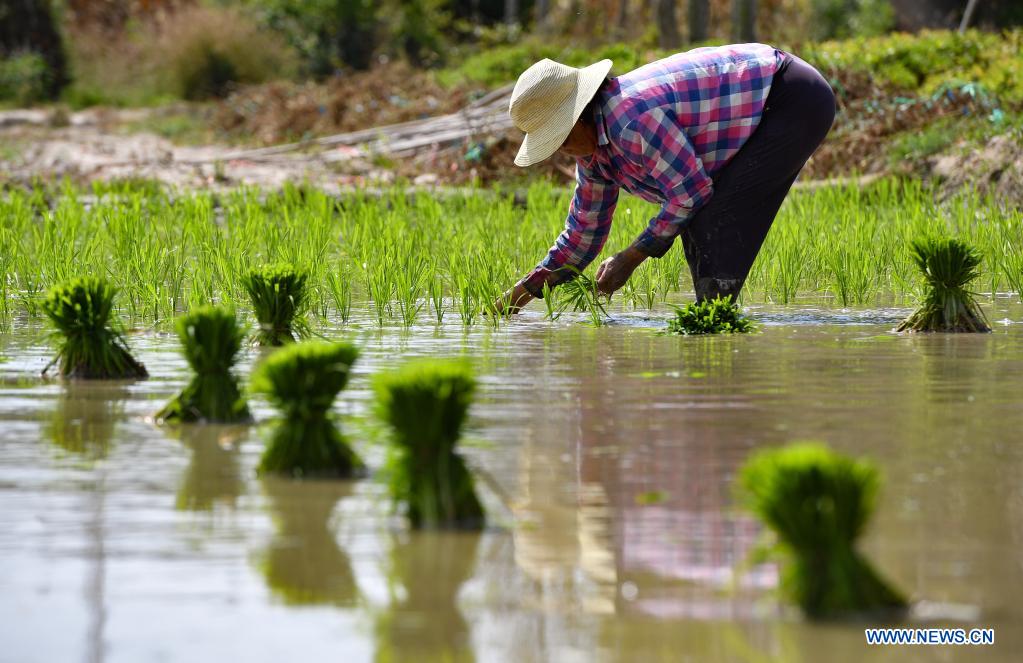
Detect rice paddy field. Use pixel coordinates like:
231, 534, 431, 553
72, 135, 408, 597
1, 178, 1022, 661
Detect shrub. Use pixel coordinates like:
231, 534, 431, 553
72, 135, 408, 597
665, 296, 755, 335
374, 359, 484, 529
156, 306, 252, 423
242, 263, 310, 346
896, 237, 991, 333
739, 443, 907, 619
251, 0, 381, 75
0, 0, 67, 99
252, 341, 364, 478
0, 52, 50, 105
157, 6, 298, 100
41, 277, 148, 380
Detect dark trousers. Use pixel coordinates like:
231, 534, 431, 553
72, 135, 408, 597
680, 53, 836, 301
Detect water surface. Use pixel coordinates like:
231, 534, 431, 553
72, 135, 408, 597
1, 299, 1021, 662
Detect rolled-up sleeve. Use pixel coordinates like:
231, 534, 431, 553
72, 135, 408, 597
618, 108, 714, 257
519, 162, 620, 298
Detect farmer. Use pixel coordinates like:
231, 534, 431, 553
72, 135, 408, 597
495, 44, 835, 313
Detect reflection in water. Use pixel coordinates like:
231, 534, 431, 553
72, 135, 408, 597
171, 425, 247, 512
257, 477, 360, 606
41, 381, 129, 663
45, 382, 127, 460
375, 531, 479, 663
4, 308, 1023, 662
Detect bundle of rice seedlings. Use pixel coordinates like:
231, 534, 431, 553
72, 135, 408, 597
739, 443, 907, 619
374, 359, 484, 529
252, 340, 364, 478
41, 277, 148, 379
665, 296, 755, 335
896, 237, 990, 333
156, 306, 251, 423
242, 263, 310, 346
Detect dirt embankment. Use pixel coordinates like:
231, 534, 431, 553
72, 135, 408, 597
1, 61, 1020, 201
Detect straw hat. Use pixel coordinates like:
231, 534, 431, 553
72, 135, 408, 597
509, 58, 613, 167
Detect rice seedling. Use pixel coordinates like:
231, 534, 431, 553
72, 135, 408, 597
665, 296, 755, 335
541, 283, 562, 321
895, 237, 991, 333
252, 341, 364, 478
557, 269, 609, 326
326, 267, 353, 325
156, 306, 252, 423
428, 270, 447, 324
739, 443, 907, 619
393, 252, 429, 328
374, 359, 484, 529
41, 277, 149, 379
2, 178, 1020, 330
242, 263, 310, 345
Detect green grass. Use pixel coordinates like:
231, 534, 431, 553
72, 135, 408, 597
665, 297, 756, 335
252, 340, 364, 478
156, 306, 252, 423
0, 178, 1020, 333
739, 443, 907, 619
40, 277, 148, 379
374, 359, 484, 529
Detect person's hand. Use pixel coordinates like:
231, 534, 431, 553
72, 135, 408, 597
492, 282, 534, 315
595, 246, 647, 295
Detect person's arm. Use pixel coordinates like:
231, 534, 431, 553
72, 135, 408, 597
496, 163, 619, 313
618, 108, 714, 257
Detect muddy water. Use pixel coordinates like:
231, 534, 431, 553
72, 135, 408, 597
1, 299, 1022, 662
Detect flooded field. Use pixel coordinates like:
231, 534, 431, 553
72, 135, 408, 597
1, 299, 1022, 662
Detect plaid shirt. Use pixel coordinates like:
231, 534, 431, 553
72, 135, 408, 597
521, 43, 785, 297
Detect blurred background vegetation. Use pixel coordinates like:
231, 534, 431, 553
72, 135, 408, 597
1, 0, 1020, 108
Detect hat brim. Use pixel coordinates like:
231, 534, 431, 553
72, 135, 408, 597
514, 59, 613, 168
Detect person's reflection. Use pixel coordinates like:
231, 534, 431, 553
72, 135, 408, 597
45, 381, 127, 460
375, 530, 479, 663
257, 477, 359, 607
513, 329, 770, 625
172, 425, 246, 512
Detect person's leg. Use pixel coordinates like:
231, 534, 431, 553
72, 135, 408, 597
680, 54, 837, 301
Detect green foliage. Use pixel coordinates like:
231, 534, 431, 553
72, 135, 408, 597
0, 53, 50, 105
252, 340, 364, 477
391, 0, 451, 67
808, 0, 895, 41
250, 0, 381, 74
160, 6, 297, 100
803, 30, 1023, 104
441, 30, 1023, 109
157, 306, 252, 423
41, 277, 148, 380
437, 39, 660, 89
374, 359, 484, 529
62, 5, 295, 107
665, 296, 755, 335
896, 237, 991, 333
243, 263, 310, 346
739, 443, 907, 619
